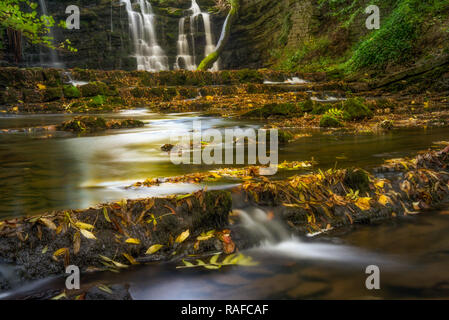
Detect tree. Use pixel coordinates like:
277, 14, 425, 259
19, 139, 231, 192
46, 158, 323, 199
0, 0, 75, 62
197, 0, 240, 71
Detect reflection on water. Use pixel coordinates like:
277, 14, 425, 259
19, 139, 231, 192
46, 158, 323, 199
1, 111, 449, 218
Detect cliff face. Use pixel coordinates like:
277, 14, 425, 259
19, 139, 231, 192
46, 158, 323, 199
4, 0, 302, 70
13, 0, 225, 71
1, 0, 448, 73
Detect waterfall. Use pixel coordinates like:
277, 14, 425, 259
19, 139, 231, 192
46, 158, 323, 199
121, 0, 169, 72
174, 0, 219, 71
38, 0, 62, 68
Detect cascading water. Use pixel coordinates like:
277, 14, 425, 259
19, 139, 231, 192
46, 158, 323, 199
236, 207, 388, 264
174, 0, 219, 71
121, 0, 169, 72
38, 0, 62, 68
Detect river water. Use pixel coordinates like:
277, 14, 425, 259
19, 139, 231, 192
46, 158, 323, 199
1, 111, 449, 299
1, 111, 449, 218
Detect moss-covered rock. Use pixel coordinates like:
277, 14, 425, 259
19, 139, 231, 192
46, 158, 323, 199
79, 81, 108, 97
58, 116, 108, 132
344, 168, 371, 193
43, 87, 63, 102
63, 85, 81, 99
341, 98, 373, 121
299, 99, 315, 113
58, 116, 144, 132
242, 103, 302, 118
311, 103, 334, 115
320, 114, 342, 127
87, 95, 106, 108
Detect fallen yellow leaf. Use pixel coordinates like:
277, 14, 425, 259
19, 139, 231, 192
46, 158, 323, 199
175, 229, 190, 243
378, 195, 391, 206
75, 222, 94, 230
80, 229, 97, 240
146, 244, 164, 255
40, 218, 57, 230
355, 197, 371, 211
123, 253, 139, 265
125, 238, 141, 245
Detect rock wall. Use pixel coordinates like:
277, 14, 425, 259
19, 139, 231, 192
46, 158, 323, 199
2, 0, 313, 70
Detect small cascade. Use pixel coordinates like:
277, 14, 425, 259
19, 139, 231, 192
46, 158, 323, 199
234, 208, 289, 243
38, 0, 63, 68
236, 207, 388, 264
121, 0, 169, 72
174, 0, 219, 71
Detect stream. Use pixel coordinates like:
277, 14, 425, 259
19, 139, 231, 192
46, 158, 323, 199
1, 111, 449, 218
1, 111, 449, 299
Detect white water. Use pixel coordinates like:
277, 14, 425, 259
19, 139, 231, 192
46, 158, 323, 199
263, 77, 309, 85
38, 0, 63, 68
121, 0, 169, 72
236, 207, 390, 265
174, 0, 219, 71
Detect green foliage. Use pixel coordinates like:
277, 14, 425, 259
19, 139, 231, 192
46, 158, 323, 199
0, 0, 76, 52
349, 1, 419, 70
325, 107, 345, 119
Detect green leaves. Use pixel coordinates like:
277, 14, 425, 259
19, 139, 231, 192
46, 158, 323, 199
0, 0, 77, 51
177, 253, 259, 270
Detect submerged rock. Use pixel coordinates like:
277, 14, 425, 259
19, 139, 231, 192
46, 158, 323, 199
57, 116, 144, 132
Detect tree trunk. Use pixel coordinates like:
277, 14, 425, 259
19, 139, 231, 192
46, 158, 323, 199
197, 0, 240, 71
6, 27, 22, 63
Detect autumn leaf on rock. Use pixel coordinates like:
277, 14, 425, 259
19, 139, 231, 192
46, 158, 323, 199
80, 229, 97, 240
355, 197, 371, 211
39, 218, 57, 230
175, 230, 190, 243
146, 244, 164, 255
125, 238, 141, 245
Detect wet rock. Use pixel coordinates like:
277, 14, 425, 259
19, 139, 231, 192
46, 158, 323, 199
286, 281, 331, 298
161, 144, 175, 152
43, 87, 63, 102
85, 284, 132, 300
379, 119, 395, 130
57, 116, 144, 132
320, 114, 343, 128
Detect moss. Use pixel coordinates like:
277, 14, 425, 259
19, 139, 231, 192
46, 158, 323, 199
341, 98, 373, 121
299, 99, 315, 113
192, 191, 232, 230
236, 69, 264, 84
43, 87, 63, 102
311, 103, 334, 115
63, 85, 81, 99
58, 116, 144, 132
88, 95, 106, 108
58, 116, 108, 132
79, 81, 108, 97
242, 103, 302, 118
320, 114, 343, 128
344, 168, 370, 193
